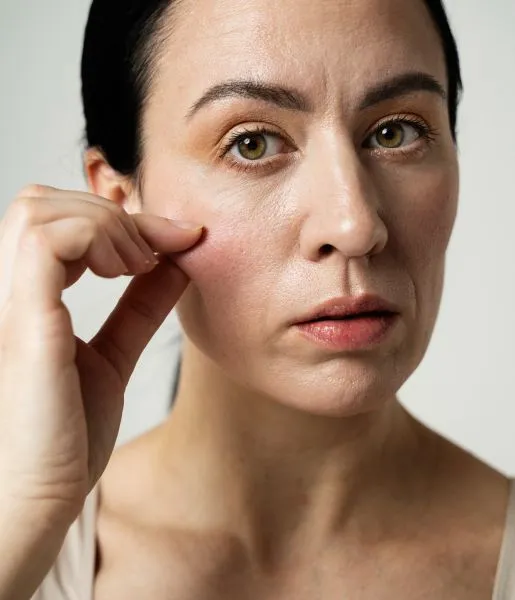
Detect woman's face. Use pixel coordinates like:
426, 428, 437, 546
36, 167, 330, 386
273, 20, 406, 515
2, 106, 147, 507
139, 0, 459, 416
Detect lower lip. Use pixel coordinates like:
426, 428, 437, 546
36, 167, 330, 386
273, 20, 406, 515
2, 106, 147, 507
294, 313, 399, 351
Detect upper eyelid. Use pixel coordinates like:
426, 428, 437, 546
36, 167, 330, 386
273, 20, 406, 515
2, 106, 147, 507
363, 115, 428, 136
363, 119, 427, 144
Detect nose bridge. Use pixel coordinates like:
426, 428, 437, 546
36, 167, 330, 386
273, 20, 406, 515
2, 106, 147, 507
299, 133, 387, 261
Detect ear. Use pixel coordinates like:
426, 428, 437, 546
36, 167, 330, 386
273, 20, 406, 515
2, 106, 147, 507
83, 147, 141, 214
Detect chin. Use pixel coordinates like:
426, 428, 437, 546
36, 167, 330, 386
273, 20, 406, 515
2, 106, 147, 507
258, 364, 405, 419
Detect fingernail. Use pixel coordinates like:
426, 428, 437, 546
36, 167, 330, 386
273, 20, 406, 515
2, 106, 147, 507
170, 220, 204, 231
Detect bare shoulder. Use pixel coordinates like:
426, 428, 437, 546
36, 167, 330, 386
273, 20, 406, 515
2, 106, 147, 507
429, 428, 511, 519
94, 427, 251, 600
424, 428, 512, 583
97, 425, 161, 515
92, 423, 513, 600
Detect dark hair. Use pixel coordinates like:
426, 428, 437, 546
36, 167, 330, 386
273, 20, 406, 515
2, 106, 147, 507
81, 0, 463, 179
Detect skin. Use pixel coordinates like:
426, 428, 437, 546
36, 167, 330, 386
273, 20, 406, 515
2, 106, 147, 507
84, 0, 510, 597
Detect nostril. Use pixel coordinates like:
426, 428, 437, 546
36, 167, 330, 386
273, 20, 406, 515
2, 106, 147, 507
320, 244, 333, 256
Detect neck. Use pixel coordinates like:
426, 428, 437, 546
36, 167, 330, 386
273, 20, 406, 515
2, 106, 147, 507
156, 337, 439, 568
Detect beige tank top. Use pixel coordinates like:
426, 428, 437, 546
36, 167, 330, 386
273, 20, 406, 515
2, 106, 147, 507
32, 479, 515, 599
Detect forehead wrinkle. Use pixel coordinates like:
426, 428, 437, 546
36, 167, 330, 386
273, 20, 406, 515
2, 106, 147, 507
146, 0, 447, 142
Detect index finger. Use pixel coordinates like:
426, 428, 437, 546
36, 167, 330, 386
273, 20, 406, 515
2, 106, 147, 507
131, 214, 204, 255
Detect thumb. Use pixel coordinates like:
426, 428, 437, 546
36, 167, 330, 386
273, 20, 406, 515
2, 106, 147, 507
89, 257, 189, 386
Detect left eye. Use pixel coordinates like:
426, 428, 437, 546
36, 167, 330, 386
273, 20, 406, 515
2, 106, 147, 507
228, 132, 283, 161
367, 122, 421, 149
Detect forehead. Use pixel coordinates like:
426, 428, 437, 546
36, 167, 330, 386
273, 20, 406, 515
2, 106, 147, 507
152, 0, 446, 111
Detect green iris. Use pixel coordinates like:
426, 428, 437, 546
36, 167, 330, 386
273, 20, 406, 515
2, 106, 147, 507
238, 134, 267, 160
376, 124, 405, 148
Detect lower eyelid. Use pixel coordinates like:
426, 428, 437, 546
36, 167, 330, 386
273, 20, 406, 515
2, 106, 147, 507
223, 152, 295, 174
367, 142, 429, 161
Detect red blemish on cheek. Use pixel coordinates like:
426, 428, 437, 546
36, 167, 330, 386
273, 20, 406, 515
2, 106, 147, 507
172, 225, 249, 285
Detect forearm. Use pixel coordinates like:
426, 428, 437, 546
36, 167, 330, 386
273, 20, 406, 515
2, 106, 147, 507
0, 502, 75, 600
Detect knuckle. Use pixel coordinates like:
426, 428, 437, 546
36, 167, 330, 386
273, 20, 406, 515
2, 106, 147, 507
90, 335, 128, 383
108, 203, 125, 219
97, 205, 118, 230
17, 184, 49, 199
126, 296, 157, 325
107, 203, 130, 231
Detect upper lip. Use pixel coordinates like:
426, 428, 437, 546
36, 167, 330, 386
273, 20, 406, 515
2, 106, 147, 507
293, 294, 401, 324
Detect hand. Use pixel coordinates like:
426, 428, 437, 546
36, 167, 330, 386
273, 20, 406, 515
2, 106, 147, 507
0, 185, 203, 519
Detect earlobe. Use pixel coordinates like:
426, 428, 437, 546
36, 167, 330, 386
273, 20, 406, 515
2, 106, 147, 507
83, 147, 138, 211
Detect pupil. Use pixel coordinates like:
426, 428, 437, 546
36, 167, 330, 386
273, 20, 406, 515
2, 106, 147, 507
383, 127, 395, 140
245, 138, 258, 150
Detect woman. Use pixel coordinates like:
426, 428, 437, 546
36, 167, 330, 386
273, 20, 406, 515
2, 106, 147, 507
0, 0, 513, 598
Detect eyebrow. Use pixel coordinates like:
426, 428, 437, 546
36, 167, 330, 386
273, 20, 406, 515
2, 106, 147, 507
358, 72, 447, 110
185, 71, 447, 120
186, 80, 311, 119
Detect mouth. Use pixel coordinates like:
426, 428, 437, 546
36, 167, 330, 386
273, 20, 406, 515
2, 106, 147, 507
292, 294, 401, 326
294, 310, 400, 350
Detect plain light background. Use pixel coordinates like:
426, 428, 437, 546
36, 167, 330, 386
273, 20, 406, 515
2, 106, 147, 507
1, 1, 514, 474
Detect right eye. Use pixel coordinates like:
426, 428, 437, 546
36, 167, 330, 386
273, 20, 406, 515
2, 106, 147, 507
224, 129, 287, 163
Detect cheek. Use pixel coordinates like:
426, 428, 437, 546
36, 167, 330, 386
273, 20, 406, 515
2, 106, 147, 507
384, 157, 459, 272
176, 225, 254, 296
166, 198, 277, 358
410, 166, 459, 268
141, 158, 285, 355
143, 158, 264, 289
394, 160, 459, 339
174, 225, 274, 360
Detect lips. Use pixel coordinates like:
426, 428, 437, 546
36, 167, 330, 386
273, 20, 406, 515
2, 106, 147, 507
293, 294, 401, 325
309, 310, 394, 322
295, 311, 399, 350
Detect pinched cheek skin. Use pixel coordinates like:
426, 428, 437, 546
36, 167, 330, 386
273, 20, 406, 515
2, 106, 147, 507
172, 214, 268, 299
175, 229, 248, 287
174, 220, 278, 359
171, 182, 282, 287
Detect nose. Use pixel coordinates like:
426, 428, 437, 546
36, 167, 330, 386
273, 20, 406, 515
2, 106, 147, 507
298, 138, 388, 263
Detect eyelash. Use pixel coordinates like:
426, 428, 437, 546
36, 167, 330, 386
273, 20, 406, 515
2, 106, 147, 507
219, 116, 439, 174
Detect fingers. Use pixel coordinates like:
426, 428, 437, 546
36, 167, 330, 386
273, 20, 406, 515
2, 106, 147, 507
22, 185, 204, 258
4, 194, 156, 272
131, 213, 204, 255
24, 186, 160, 263
89, 258, 190, 386
11, 217, 130, 311
1, 185, 204, 313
